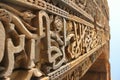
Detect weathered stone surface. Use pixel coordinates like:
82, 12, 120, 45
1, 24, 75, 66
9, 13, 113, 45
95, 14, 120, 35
0, 0, 110, 80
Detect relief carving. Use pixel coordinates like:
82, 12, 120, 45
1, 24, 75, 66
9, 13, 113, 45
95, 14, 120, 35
39, 11, 66, 72
0, 0, 110, 79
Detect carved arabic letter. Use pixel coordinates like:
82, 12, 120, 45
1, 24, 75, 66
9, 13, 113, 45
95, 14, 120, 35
15, 39, 35, 69
0, 21, 5, 62
11, 14, 38, 39
25, 39, 35, 68
0, 35, 25, 77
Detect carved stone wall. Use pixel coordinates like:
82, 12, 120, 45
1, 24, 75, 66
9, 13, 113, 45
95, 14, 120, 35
80, 42, 110, 80
0, 0, 110, 80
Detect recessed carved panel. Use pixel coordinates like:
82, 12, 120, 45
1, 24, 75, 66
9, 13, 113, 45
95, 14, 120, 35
0, 0, 110, 80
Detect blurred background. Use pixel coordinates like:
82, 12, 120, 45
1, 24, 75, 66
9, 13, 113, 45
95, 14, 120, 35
108, 0, 120, 80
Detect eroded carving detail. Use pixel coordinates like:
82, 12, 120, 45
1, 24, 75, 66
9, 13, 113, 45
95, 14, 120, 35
0, 0, 110, 79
